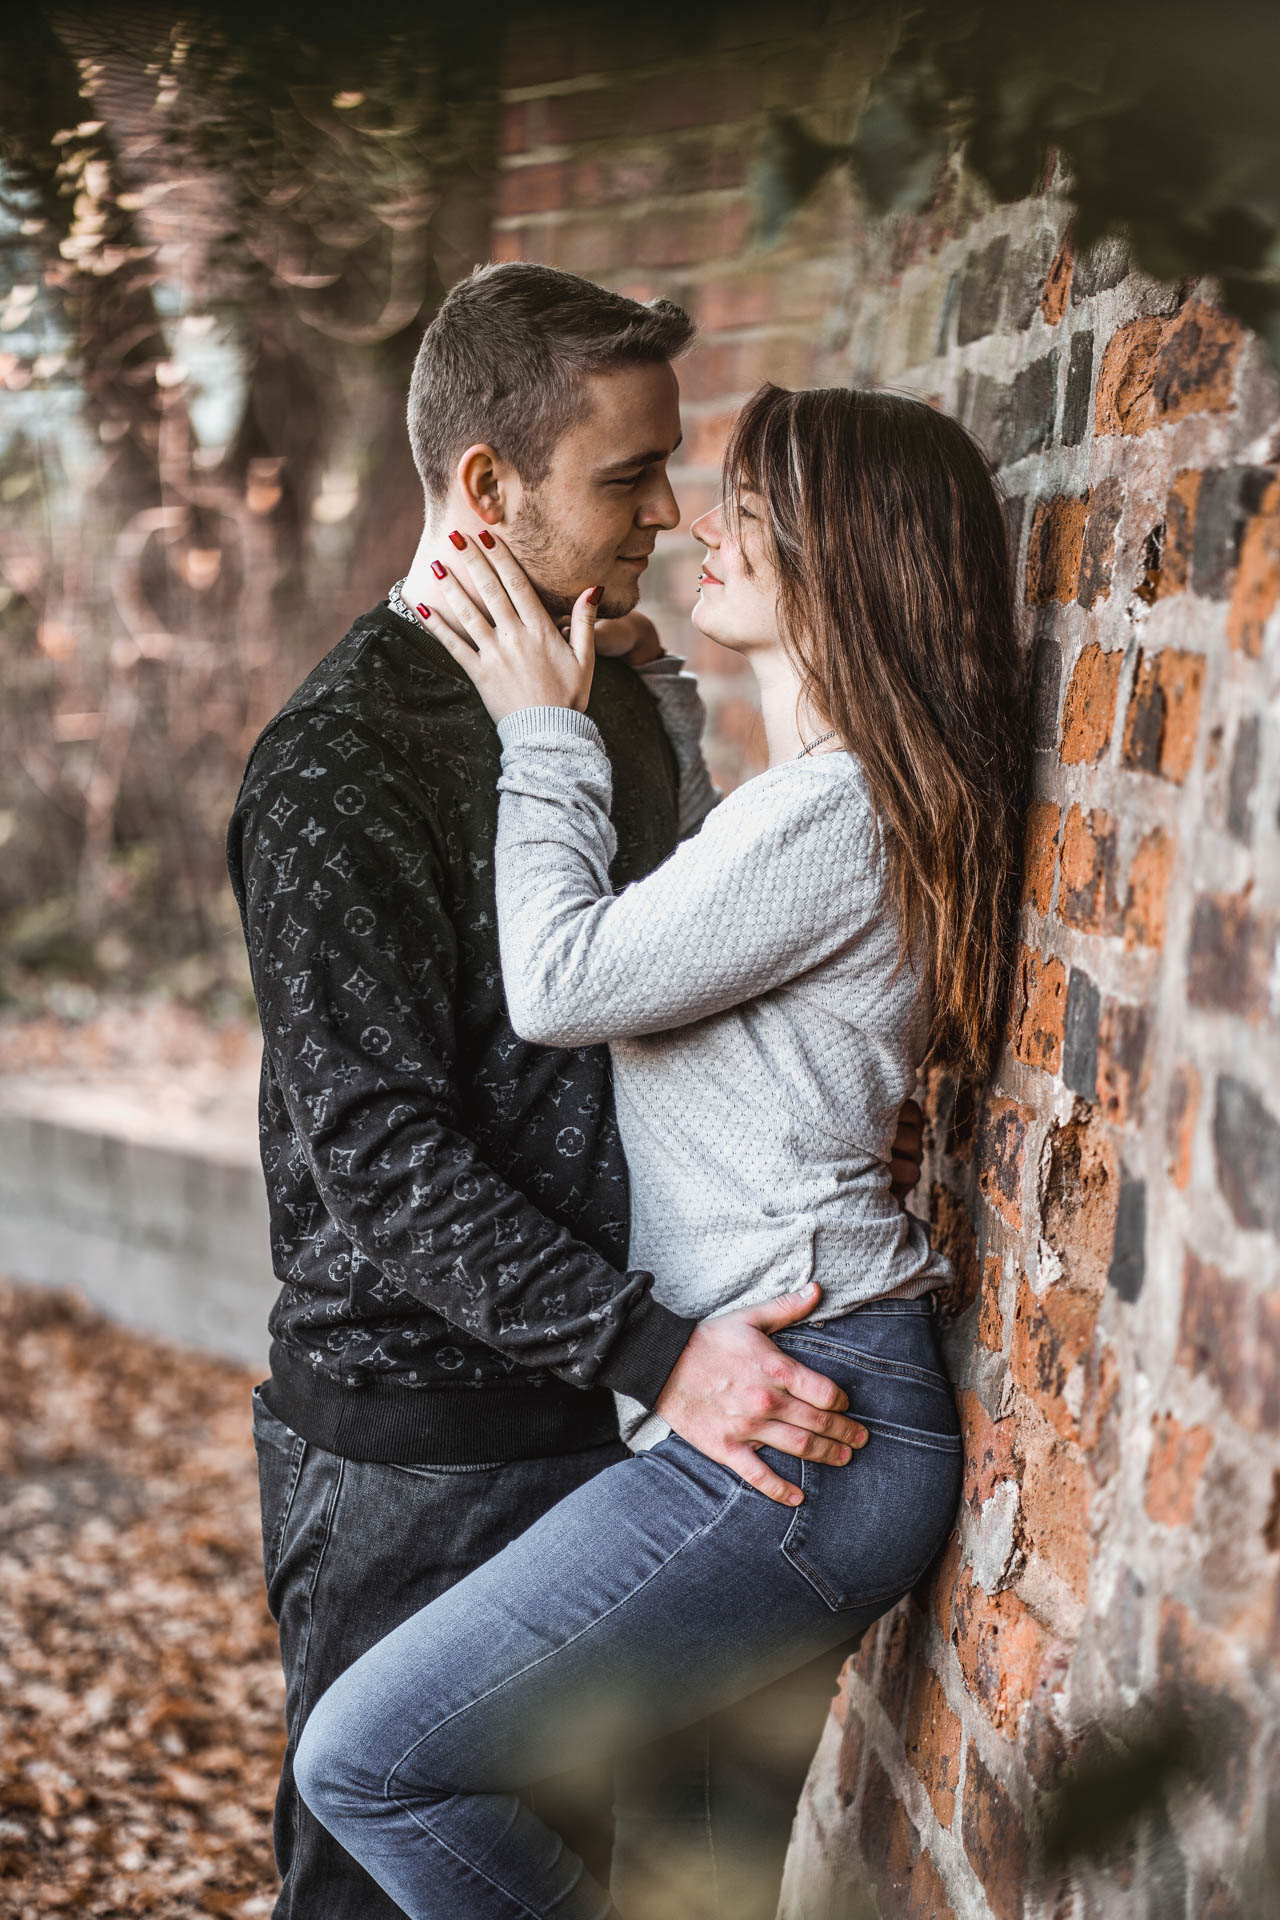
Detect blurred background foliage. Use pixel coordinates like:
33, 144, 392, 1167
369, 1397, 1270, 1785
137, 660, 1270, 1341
1, 0, 1278, 1015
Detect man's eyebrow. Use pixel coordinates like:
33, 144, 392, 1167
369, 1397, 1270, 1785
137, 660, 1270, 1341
594, 434, 684, 476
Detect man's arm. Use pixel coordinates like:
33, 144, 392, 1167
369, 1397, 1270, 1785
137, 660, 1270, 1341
230, 709, 689, 1404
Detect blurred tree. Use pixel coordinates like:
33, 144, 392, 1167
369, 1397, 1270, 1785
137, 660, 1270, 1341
0, 4, 499, 998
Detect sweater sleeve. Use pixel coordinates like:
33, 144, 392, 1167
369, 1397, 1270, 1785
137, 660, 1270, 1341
231, 710, 694, 1406
493, 706, 878, 1047
632, 654, 721, 839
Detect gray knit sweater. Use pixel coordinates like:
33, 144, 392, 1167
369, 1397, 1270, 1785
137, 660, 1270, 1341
494, 659, 949, 1448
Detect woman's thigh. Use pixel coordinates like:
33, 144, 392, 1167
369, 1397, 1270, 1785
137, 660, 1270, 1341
307, 1341, 960, 1804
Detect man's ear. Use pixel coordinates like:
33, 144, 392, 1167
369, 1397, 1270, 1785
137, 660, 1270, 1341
456, 443, 512, 526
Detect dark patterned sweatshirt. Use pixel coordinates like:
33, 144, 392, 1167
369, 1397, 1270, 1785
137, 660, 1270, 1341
226, 601, 697, 1465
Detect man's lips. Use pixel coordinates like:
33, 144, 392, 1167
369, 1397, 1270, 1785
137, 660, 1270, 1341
617, 552, 651, 566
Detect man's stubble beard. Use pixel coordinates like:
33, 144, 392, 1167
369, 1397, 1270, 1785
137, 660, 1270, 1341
509, 491, 639, 623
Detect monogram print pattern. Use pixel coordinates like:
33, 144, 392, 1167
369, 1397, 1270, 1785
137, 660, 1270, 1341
226, 607, 681, 1407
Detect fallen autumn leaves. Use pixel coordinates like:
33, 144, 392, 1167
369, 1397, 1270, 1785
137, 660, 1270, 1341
0, 1278, 284, 1917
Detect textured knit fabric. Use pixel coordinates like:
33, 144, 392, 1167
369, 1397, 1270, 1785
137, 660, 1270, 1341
493, 678, 951, 1449
226, 603, 697, 1467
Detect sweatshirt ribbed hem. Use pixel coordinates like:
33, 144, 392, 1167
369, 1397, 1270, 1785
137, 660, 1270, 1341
262, 1342, 622, 1464
597, 1294, 698, 1405
497, 706, 604, 750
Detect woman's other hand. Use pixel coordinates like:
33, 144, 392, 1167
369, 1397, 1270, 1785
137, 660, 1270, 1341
593, 611, 665, 665
416, 531, 597, 725
889, 1096, 924, 1202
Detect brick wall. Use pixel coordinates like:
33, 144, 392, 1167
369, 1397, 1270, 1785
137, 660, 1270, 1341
490, 11, 1280, 1916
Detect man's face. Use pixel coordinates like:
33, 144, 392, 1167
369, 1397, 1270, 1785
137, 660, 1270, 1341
506, 362, 683, 620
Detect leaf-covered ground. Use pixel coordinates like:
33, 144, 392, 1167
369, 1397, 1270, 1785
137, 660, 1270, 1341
0, 1278, 284, 1917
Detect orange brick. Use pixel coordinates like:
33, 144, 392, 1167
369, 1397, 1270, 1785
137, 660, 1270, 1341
1152, 300, 1244, 426
1166, 1063, 1200, 1191
1145, 1412, 1213, 1525
1058, 804, 1121, 934
1096, 998, 1150, 1126
1021, 1426, 1092, 1602
907, 1849, 958, 1920
1060, 642, 1123, 764
1026, 493, 1090, 603
1226, 473, 1280, 659
976, 1096, 1033, 1231
903, 1664, 963, 1827
1122, 649, 1206, 783
1094, 314, 1165, 435
1040, 236, 1073, 325
1022, 802, 1059, 915
961, 1745, 1029, 1920
978, 1255, 1004, 1353
496, 161, 571, 219
926, 1530, 965, 1640
951, 1566, 1055, 1737
1010, 1275, 1101, 1443
958, 1388, 1017, 1511
1011, 946, 1067, 1073
1123, 827, 1173, 949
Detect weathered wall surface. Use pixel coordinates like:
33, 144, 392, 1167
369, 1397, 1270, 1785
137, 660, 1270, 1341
493, 9, 1280, 1916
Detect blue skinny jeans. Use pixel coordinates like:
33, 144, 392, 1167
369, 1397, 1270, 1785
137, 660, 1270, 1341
295, 1298, 961, 1919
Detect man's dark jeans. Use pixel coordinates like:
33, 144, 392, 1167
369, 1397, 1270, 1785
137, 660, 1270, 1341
252, 1385, 632, 1919
253, 1386, 854, 1919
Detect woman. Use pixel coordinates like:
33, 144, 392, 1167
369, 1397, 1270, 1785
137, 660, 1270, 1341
294, 384, 1024, 1918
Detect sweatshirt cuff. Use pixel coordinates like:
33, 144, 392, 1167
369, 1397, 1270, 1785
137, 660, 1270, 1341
632, 653, 687, 678
597, 1287, 698, 1407
497, 706, 605, 751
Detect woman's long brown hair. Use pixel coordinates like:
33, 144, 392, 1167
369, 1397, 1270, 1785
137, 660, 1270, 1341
723, 383, 1026, 1079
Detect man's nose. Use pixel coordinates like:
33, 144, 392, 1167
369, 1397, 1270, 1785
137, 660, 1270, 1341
638, 471, 680, 532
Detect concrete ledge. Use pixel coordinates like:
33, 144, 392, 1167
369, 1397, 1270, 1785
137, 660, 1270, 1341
0, 1082, 272, 1369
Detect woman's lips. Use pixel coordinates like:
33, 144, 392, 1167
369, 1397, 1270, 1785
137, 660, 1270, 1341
698, 568, 722, 586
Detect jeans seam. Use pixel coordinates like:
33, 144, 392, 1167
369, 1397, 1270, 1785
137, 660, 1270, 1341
293, 1453, 345, 1764
857, 1420, 961, 1454
384, 1478, 748, 1797
384, 1792, 553, 1920
268, 1435, 308, 1585
782, 1342, 951, 1391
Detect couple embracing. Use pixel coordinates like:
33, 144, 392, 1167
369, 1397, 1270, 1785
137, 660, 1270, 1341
228, 262, 1024, 1919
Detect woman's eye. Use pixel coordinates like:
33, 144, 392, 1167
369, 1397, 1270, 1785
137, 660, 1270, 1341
738, 504, 756, 520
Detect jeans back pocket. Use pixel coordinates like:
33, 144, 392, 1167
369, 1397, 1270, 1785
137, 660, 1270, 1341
771, 1325, 962, 1613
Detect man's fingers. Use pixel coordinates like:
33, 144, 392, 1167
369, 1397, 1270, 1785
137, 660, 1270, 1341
775, 1355, 848, 1415
436, 571, 495, 641
727, 1447, 803, 1508
451, 537, 521, 632
568, 587, 599, 670
753, 1421, 859, 1467
766, 1397, 864, 1448
484, 534, 556, 630
745, 1280, 822, 1335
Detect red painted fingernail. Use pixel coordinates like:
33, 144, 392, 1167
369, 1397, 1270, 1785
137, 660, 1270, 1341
448, 530, 466, 550
587, 585, 603, 605
478, 529, 496, 548
416, 604, 433, 620
431, 560, 447, 580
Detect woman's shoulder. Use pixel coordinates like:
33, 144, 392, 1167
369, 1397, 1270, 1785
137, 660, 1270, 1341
705, 751, 877, 853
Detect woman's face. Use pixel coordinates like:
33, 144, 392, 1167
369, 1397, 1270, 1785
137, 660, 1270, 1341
689, 492, 783, 655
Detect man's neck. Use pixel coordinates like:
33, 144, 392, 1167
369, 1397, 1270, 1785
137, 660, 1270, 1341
401, 516, 455, 616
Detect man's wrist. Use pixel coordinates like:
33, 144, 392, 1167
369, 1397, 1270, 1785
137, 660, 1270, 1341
597, 1289, 698, 1406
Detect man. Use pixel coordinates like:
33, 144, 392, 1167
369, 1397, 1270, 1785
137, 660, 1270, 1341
228, 261, 923, 1918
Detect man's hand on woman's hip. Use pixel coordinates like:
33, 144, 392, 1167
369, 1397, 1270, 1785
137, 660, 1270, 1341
654, 1281, 868, 1508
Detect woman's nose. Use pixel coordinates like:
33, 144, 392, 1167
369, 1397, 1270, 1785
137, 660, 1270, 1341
690, 504, 722, 548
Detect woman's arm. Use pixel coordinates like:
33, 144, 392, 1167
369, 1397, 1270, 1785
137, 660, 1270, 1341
494, 707, 877, 1047
632, 655, 721, 839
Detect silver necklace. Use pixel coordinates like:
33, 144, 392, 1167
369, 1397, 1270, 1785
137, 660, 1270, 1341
797, 728, 840, 757
388, 579, 425, 628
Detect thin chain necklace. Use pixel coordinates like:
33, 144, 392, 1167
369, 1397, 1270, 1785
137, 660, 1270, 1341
797, 728, 840, 758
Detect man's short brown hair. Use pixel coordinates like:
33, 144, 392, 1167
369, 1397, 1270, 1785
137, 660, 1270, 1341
407, 262, 695, 504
